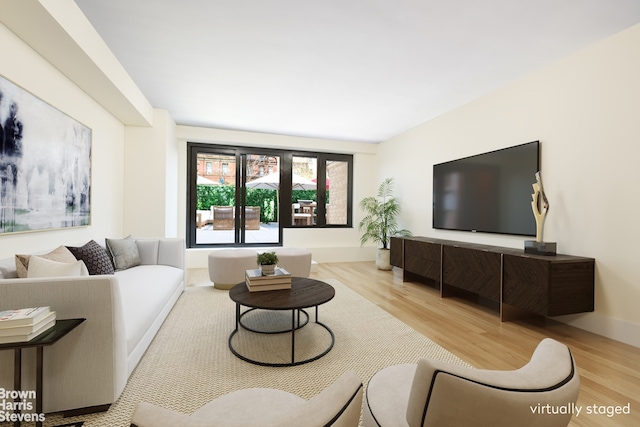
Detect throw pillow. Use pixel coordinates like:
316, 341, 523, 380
67, 240, 115, 275
15, 246, 79, 278
27, 256, 86, 278
105, 236, 141, 271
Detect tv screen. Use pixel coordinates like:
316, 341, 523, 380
433, 141, 540, 236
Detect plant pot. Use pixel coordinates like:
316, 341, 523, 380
260, 264, 276, 275
376, 248, 392, 271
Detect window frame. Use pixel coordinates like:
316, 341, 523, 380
187, 143, 353, 249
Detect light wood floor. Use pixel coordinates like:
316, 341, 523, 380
310, 261, 639, 427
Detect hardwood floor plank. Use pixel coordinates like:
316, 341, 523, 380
311, 261, 640, 427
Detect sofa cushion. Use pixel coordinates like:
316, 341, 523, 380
27, 256, 87, 278
135, 239, 160, 265
0, 257, 18, 279
116, 265, 184, 355
15, 246, 79, 278
106, 236, 141, 271
67, 240, 115, 275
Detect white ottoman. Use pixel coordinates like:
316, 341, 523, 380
273, 248, 312, 277
208, 249, 257, 290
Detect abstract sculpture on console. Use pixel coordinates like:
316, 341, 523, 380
531, 171, 549, 241
525, 172, 557, 255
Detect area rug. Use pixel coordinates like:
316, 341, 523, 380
34, 279, 471, 427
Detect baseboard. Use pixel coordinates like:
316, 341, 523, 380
62, 404, 110, 417
186, 246, 375, 268
555, 312, 640, 348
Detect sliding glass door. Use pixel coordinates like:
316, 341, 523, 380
243, 153, 281, 244
189, 146, 282, 246
194, 151, 236, 245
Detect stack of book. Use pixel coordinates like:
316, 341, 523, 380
0, 307, 56, 344
245, 267, 292, 292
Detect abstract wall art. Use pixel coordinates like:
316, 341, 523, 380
0, 75, 91, 234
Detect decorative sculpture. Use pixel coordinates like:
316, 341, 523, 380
525, 171, 556, 255
531, 172, 549, 242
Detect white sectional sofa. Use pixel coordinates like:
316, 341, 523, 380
0, 237, 185, 415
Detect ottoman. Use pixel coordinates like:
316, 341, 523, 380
208, 249, 258, 290
273, 248, 312, 277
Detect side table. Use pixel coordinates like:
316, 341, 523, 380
0, 318, 85, 427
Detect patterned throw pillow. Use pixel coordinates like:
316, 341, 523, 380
67, 240, 115, 275
105, 236, 141, 271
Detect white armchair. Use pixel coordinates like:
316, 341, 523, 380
130, 370, 363, 427
363, 338, 580, 427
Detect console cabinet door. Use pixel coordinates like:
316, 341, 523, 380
503, 255, 550, 315
442, 245, 501, 301
503, 254, 595, 316
404, 239, 441, 282
390, 237, 403, 268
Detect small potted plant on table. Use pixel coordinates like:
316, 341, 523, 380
257, 251, 278, 275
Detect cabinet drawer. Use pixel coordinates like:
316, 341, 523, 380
405, 240, 440, 262
404, 240, 441, 281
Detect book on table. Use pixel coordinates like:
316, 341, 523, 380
0, 307, 51, 327
0, 310, 57, 344
246, 267, 291, 283
245, 267, 292, 292
245, 282, 292, 292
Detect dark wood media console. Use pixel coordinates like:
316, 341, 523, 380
390, 236, 594, 321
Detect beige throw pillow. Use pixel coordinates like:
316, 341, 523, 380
15, 246, 80, 278
27, 256, 87, 278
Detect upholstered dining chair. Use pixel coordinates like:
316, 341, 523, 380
130, 370, 362, 427
363, 338, 580, 427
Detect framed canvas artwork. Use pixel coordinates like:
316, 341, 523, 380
0, 75, 91, 234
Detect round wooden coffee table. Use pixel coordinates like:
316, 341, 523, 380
228, 277, 335, 366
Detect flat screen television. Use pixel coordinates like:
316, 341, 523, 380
432, 141, 540, 236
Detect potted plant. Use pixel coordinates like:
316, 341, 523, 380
257, 251, 278, 275
358, 177, 411, 270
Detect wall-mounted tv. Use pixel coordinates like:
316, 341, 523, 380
433, 141, 540, 236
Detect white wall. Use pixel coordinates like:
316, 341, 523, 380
124, 109, 178, 238
0, 22, 125, 259
379, 24, 640, 347
176, 126, 379, 267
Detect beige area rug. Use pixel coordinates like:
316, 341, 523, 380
33, 279, 471, 427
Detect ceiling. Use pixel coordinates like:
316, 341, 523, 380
74, 0, 640, 143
